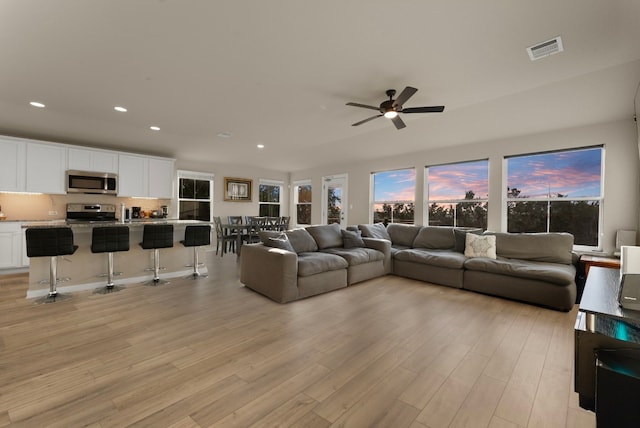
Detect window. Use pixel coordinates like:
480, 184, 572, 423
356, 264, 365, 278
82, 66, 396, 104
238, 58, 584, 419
259, 180, 283, 217
177, 171, 213, 221
371, 168, 415, 224
293, 180, 312, 225
426, 160, 488, 228
506, 146, 603, 248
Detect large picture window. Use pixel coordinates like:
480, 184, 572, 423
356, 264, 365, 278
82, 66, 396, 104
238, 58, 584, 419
426, 160, 489, 228
371, 168, 415, 224
177, 171, 213, 221
505, 146, 603, 248
259, 180, 283, 217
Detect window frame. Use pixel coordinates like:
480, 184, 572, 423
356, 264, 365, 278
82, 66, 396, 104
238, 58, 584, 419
370, 167, 416, 225
503, 146, 604, 251
424, 159, 489, 229
292, 179, 312, 227
176, 170, 214, 222
258, 179, 283, 217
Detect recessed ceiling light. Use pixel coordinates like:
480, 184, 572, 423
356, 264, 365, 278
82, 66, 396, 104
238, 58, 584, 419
114, 106, 127, 112
257, 144, 265, 149
29, 101, 45, 108
150, 126, 160, 131
217, 131, 233, 138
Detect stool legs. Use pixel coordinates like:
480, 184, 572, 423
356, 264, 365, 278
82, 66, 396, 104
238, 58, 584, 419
94, 252, 125, 294
186, 246, 208, 279
35, 256, 71, 303
144, 248, 169, 285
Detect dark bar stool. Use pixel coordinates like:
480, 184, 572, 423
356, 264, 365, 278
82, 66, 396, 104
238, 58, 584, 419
91, 226, 130, 293
25, 227, 78, 303
181, 225, 211, 279
140, 224, 174, 285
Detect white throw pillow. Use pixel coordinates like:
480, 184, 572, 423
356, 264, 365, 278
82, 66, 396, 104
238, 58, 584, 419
464, 234, 497, 259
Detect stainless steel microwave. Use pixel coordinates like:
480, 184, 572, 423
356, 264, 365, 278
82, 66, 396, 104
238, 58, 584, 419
66, 170, 118, 194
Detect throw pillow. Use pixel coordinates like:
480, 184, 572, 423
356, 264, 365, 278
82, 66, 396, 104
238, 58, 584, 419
261, 231, 295, 252
284, 228, 319, 253
453, 228, 483, 253
358, 223, 390, 240
341, 229, 365, 248
464, 233, 497, 259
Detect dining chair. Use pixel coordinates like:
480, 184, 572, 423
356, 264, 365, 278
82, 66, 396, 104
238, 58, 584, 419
213, 216, 236, 256
244, 216, 264, 244
280, 216, 290, 231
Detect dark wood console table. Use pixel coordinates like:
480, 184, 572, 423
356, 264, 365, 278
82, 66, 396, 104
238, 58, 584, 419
574, 266, 640, 410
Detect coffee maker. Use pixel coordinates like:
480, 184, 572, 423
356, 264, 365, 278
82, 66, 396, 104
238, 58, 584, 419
161, 205, 169, 218
131, 207, 142, 219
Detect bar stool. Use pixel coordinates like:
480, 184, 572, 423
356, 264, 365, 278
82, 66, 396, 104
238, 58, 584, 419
91, 226, 130, 293
140, 224, 174, 285
25, 227, 78, 303
181, 225, 211, 279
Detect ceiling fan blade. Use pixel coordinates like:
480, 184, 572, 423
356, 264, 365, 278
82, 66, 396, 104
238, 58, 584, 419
402, 106, 445, 113
393, 86, 418, 108
346, 102, 380, 111
391, 115, 406, 130
352, 114, 383, 126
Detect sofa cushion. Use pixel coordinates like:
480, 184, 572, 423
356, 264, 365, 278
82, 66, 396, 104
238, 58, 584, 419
341, 229, 365, 248
485, 232, 574, 264
358, 223, 391, 240
464, 257, 576, 285
297, 252, 348, 277
284, 228, 319, 254
394, 248, 467, 269
412, 226, 455, 250
453, 228, 483, 253
259, 230, 295, 252
464, 234, 497, 259
322, 247, 384, 266
387, 223, 421, 247
306, 223, 343, 250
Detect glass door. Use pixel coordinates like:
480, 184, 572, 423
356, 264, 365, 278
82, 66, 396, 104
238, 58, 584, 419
322, 174, 348, 226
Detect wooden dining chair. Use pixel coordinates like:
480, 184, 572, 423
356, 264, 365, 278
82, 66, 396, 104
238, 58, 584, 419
213, 216, 236, 256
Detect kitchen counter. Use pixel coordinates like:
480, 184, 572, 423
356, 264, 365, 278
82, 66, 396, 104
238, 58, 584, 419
23, 219, 213, 298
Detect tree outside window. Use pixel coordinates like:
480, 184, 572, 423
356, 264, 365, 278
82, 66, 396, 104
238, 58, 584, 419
506, 147, 602, 248
259, 182, 282, 217
295, 183, 312, 225
371, 168, 415, 224
427, 160, 488, 228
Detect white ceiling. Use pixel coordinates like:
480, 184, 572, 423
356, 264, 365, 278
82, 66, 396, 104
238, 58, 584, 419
1, 1, 639, 172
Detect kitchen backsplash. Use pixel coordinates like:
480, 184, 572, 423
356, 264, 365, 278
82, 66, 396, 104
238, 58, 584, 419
0, 193, 171, 221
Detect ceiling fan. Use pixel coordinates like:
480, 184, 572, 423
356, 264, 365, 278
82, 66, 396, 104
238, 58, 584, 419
346, 86, 445, 130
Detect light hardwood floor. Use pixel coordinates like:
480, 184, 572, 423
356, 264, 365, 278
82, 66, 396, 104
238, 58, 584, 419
0, 252, 595, 427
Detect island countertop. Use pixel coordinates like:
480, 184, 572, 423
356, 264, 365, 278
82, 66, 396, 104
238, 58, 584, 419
21, 219, 212, 228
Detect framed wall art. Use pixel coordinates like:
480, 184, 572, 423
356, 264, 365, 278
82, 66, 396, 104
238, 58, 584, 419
224, 177, 252, 202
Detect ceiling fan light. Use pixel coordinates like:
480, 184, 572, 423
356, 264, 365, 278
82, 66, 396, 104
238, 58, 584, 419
384, 110, 398, 119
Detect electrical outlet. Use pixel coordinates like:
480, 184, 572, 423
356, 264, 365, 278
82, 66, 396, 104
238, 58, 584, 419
48, 210, 58, 216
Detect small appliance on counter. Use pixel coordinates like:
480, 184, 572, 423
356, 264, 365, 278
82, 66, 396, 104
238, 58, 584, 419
161, 205, 169, 218
131, 207, 142, 219
619, 246, 640, 310
66, 203, 116, 222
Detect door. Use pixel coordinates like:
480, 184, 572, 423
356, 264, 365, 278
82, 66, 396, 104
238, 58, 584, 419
322, 174, 348, 227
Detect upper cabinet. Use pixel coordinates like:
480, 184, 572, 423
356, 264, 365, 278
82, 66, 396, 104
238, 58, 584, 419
68, 147, 118, 173
118, 154, 174, 198
0, 137, 26, 192
0, 135, 174, 198
26, 142, 66, 194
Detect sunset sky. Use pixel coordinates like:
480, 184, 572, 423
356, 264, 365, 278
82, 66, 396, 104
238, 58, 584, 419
507, 147, 602, 198
373, 148, 601, 203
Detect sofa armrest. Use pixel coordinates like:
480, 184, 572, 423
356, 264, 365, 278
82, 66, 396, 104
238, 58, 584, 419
240, 243, 299, 303
363, 237, 392, 274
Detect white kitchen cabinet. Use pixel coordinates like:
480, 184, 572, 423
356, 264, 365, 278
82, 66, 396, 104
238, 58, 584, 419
68, 147, 118, 173
148, 158, 175, 199
0, 222, 24, 269
26, 142, 67, 194
118, 154, 174, 198
118, 154, 148, 197
0, 137, 26, 192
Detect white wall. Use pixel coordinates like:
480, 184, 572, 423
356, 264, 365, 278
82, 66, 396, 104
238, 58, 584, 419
174, 159, 289, 222
291, 118, 639, 255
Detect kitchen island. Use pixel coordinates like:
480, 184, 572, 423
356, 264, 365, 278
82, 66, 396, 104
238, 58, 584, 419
22, 219, 213, 298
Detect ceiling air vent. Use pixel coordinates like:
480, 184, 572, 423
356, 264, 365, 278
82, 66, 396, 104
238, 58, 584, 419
527, 36, 563, 61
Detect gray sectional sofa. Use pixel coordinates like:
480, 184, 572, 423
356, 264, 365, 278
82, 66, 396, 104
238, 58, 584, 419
239, 223, 389, 303
239, 222, 577, 312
